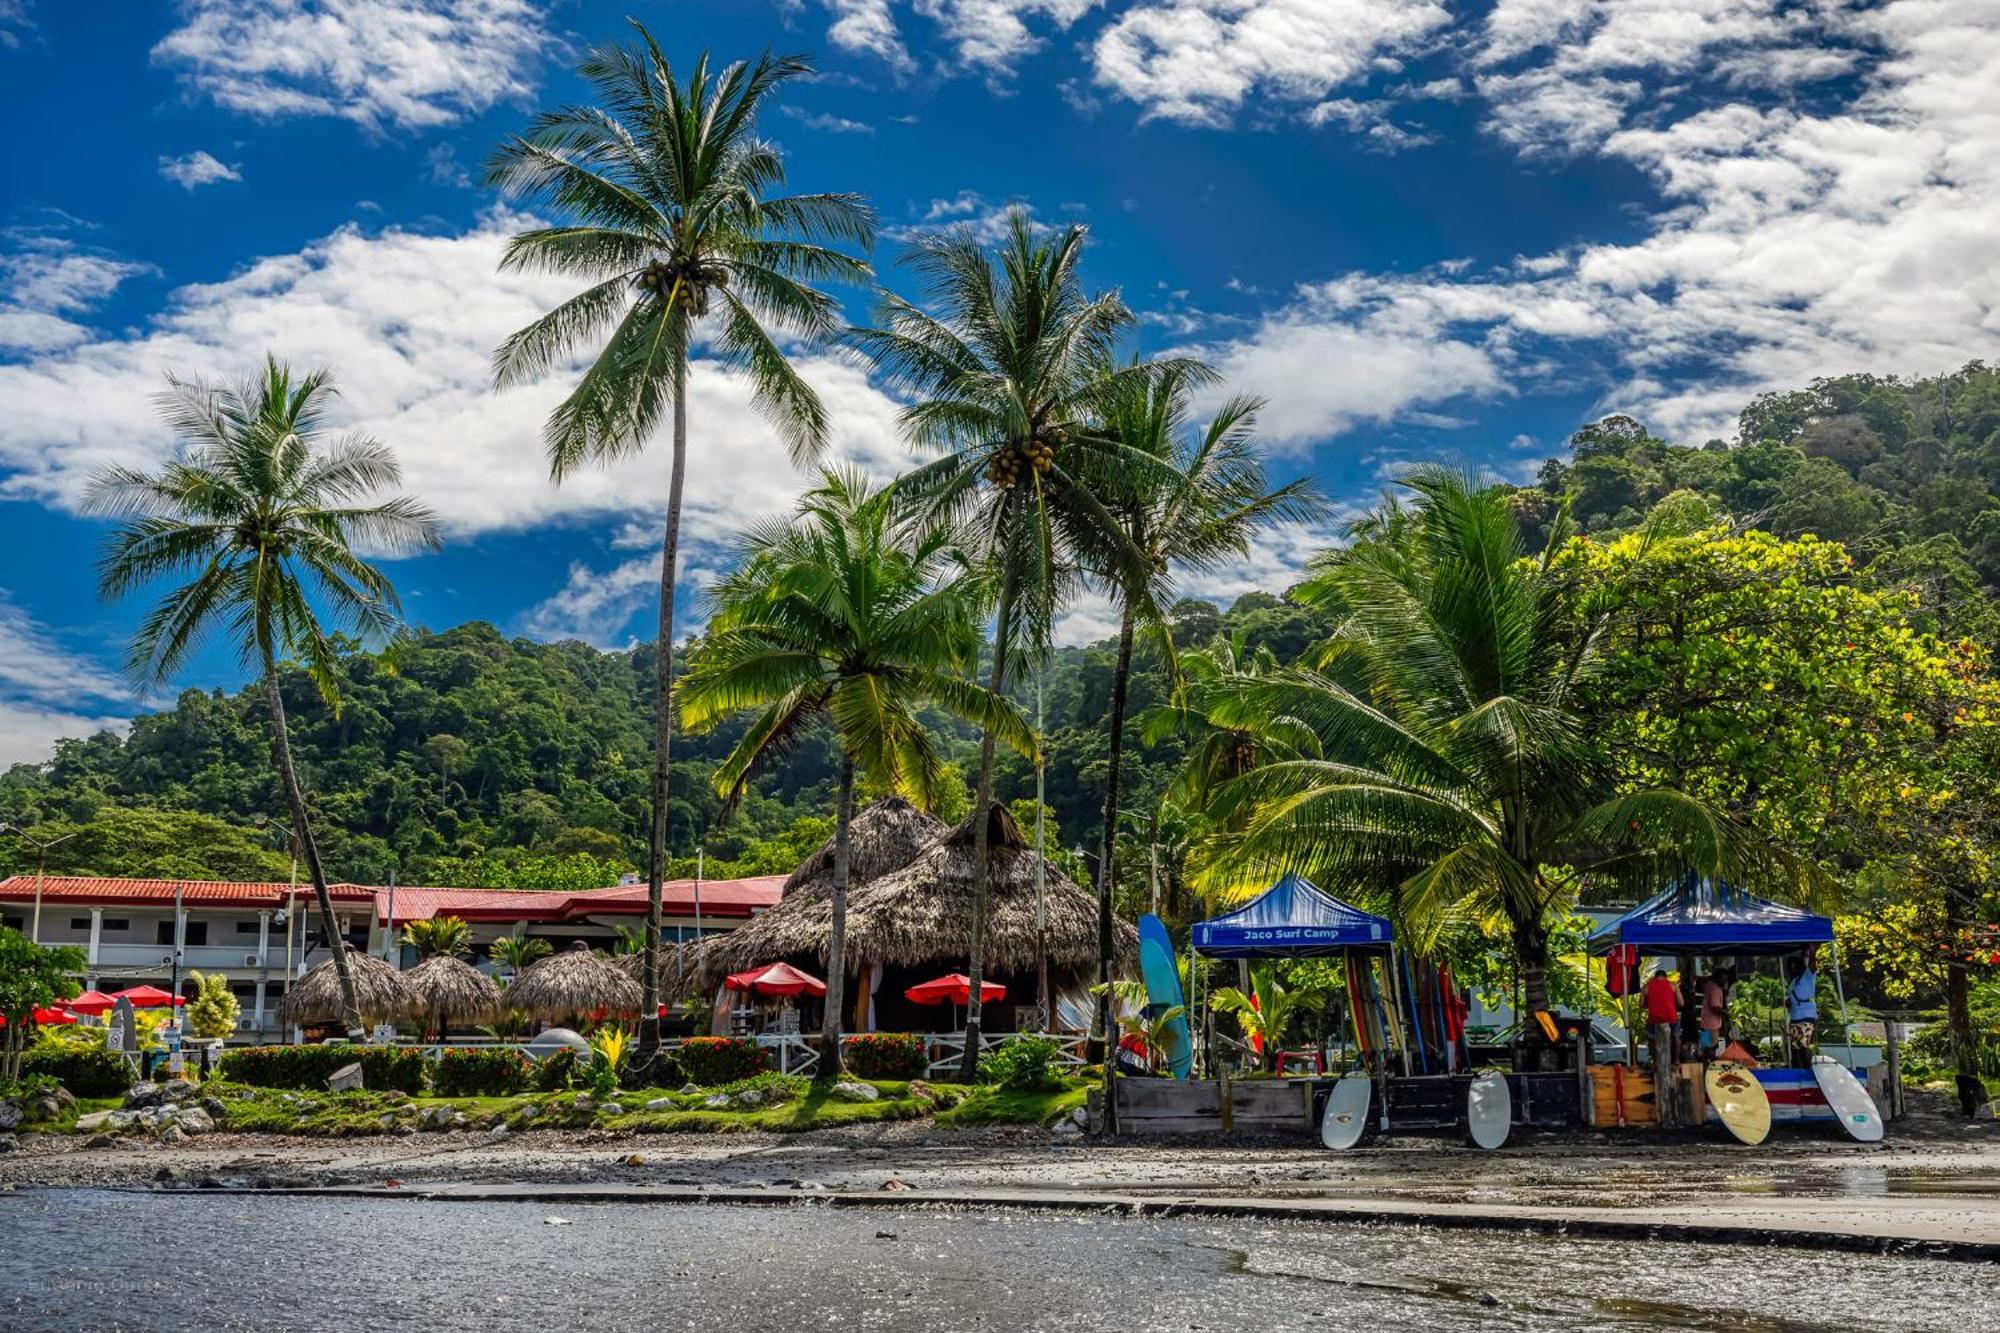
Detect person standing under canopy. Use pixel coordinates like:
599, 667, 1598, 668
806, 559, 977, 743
1785, 952, 1819, 1069
1642, 965, 1681, 1070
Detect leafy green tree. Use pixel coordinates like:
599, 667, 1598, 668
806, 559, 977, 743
0, 808, 292, 881
0, 928, 85, 1081
184, 970, 240, 1039
850, 215, 1157, 1078
1211, 966, 1304, 1073
678, 470, 1034, 1078
488, 934, 552, 981
86, 357, 438, 1039
487, 29, 873, 1053
1197, 468, 1806, 1015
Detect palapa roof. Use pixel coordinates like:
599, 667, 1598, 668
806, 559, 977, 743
504, 941, 642, 1017
281, 947, 418, 1023
690, 803, 1139, 990
781, 796, 949, 898
402, 953, 502, 1021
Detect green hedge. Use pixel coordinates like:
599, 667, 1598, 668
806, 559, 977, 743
431, 1047, 532, 1097
533, 1047, 580, 1092
22, 1046, 134, 1098
676, 1037, 767, 1085
843, 1032, 928, 1081
218, 1045, 428, 1095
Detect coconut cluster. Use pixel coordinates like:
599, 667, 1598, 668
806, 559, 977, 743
984, 434, 1059, 488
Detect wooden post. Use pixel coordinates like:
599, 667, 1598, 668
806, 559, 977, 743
1884, 1014, 1904, 1121
1219, 1070, 1234, 1134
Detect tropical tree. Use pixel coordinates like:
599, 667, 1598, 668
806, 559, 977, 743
1086, 367, 1321, 987
1211, 966, 1305, 1072
402, 916, 474, 960
1141, 631, 1309, 822
0, 928, 85, 1082
489, 935, 553, 981
486, 29, 873, 1054
184, 971, 241, 1039
1193, 467, 1813, 1019
678, 470, 1035, 1080
849, 215, 1164, 1079
86, 358, 439, 1039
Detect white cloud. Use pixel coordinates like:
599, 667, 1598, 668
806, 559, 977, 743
1091, 0, 1452, 127
521, 554, 662, 647
780, 106, 876, 135
0, 237, 151, 353
887, 191, 1043, 243
0, 591, 132, 767
817, 0, 1098, 75
158, 150, 242, 189
151, 0, 554, 131
825, 0, 912, 68
0, 0, 31, 49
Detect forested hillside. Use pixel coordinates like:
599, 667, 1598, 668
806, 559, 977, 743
6, 361, 1997, 890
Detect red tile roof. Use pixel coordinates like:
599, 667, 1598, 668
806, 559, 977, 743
0, 874, 786, 925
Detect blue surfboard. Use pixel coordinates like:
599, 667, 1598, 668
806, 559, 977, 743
1137, 913, 1192, 1080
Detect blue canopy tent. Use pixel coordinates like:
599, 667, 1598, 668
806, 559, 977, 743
1587, 877, 1833, 957
1191, 872, 1393, 958
1586, 874, 1847, 1066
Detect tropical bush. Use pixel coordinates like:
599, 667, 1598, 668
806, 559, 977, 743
843, 1032, 928, 1081
587, 1027, 631, 1098
533, 1047, 580, 1092
676, 1036, 767, 1086
978, 1036, 1064, 1091
185, 971, 240, 1039
219, 1045, 427, 1095
21, 1045, 133, 1098
430, 1047, 532, 1097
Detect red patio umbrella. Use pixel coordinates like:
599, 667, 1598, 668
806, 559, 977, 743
724, 962, 827, 999
111, 985, 185, 1008
0, 1007, 76, 1028
903, 973, 1005, 1006
64, 990, 115, 1016
903, 973, 1005, 1033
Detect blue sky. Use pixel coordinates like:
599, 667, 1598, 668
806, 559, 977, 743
0, 0, 1996, 764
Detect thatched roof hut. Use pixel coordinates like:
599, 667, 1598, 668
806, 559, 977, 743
690, 803, 1139, 992
505, 941, 642, 1018
403, 953, 501, 1032
281, 947, 417, 1024
781, 796, 947, 898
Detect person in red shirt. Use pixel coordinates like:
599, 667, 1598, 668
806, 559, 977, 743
1641, 966, 1681, 1070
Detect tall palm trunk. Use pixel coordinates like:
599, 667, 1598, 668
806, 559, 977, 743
958, 564, 1019, 1082
1093, 601, 1135, 1129
640, 354, 689, 1058
819, 752, 856, 1082
260, 639, 363, 1039
1513, 911, 1551, 1065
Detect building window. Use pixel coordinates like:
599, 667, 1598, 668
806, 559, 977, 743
103, 918, 129, 932
157, 921, 209, 946
70, 917, 91, 931
2, 915, 21, 932
156, 921, 174, 945
236, 920, 260, 935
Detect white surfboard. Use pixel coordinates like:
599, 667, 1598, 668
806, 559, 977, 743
1705, 1059, 1772, 1146
1320, 1073, 1372, 1151
1467, 1070, 1511, 1150
1812, 1055, 1885, 1143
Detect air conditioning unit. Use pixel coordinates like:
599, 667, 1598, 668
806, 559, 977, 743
243, 954, 260, 967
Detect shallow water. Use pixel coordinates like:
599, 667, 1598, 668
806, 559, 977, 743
0, 1191, 1988, 1332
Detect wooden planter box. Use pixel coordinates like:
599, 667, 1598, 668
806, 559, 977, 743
1111, 1076, 1315, 1135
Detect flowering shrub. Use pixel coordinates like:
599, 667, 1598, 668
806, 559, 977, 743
842, 1032, 927, 1081
676, 1036, 766, 1085
533, 1047, 580, 1092
430, 1047, 532, 1097
218, 1045, 427, 1095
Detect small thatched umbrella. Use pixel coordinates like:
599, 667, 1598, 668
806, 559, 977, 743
780, 796, 946, 899
281, 947, 418, 1026
506, 941, 642, 1022
403, 953, 501, 1040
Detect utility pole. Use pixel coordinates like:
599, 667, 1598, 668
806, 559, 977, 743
1, 824, 78, 945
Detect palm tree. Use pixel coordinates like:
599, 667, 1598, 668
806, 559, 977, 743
1211, 966, 1304, 1073
1195, 467, 1815, 1018
678, 470, 1035, 1080
1141, 631, 1310, 821
486, 28, 873, 1055
87, 357, 439, 1039
849, 215, 1168, 1079
489, 934, 552, 982
1085, 366, 1321, 1047
402, 915, 473, 960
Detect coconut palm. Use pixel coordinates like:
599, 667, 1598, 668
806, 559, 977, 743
849, 214, 1173, 1079
401, 915, 473, 960
489, 934, 553, 981
678, 470, 1035, 1079
86, 357, 439, 1040
486, 29, 873, 1054
1084, 366, 1322, 1032
1140, 630, 1305, 818
1195, 467, 1816, 1016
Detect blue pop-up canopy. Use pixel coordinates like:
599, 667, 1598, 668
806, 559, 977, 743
1588, 874, 1832, 957
1191, 872, 1393, 959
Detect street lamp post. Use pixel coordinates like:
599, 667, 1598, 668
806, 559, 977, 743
1, 823, 79, 945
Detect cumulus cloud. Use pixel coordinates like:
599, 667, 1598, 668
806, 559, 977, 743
816, 0, 1099, 74
158, 150, 242, 189
151, 0, 555, 131
0, 591, 133, 766
1091, 0, 1452, 127
0, 234, 151, 353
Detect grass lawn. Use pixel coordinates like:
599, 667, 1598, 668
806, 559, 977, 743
935, 1077, 1090, 1129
